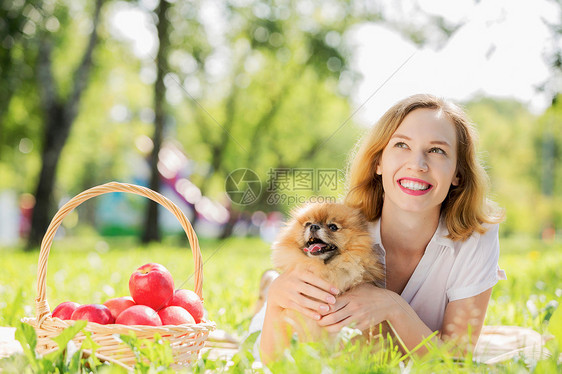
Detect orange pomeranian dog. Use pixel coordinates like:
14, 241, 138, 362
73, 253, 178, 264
271, 202, 384, 342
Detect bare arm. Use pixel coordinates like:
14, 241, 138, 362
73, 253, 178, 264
317, 284, 493, 356
439, 288, 492, 354
259, 268, 339, 364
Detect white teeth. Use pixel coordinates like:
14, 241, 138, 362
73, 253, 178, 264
400, 180, 430, 191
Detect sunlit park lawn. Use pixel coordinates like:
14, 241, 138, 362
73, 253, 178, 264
0, 234, 272, 337
1, 232, 561, 372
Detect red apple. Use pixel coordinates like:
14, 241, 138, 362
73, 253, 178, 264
52, 301, 80, 320
169, 289, 204, 323
115, 305, 162, 326
129, 263, 174, 310
103, 296, 136, 320
71, 304, 114, 324
158, 306, 195, 325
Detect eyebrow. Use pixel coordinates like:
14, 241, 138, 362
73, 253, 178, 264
390, 134, 452, 147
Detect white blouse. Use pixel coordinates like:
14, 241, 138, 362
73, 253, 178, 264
370, 218, 506, 332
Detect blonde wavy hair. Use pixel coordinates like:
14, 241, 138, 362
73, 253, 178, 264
345, 94, 503, 241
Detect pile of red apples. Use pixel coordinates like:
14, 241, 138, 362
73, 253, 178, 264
51, 263, 204, 326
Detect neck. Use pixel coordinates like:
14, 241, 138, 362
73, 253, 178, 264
380, 205, 440, 254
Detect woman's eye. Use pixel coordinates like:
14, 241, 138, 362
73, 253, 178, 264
429, 147, 446, 155
394, 142, 408, 149
328, 224, 338, 231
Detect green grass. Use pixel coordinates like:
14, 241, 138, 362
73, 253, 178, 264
0, 234, 271, 338
487, 237, 562, 332
0, 233, 561, 372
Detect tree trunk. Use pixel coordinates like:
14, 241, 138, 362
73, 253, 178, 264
219, 209, 240, 239
0, 4, 28, 161
142, 0, 170, 243
25, 0, 103, 250
27, 104, 68, 249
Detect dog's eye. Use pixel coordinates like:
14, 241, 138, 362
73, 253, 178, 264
304, 222, 311, 227
328, 224, 338, 231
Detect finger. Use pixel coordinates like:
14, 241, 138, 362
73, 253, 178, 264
323, 316, 352, 333
295, 292, 324, 309
317, 298, 347, 316
287, 300, 321, 321
268, 274, 320, 306
294, 292, 332, 315
328, 299, 348, 313
317, 308, 349, 327
299, 271, 340, 295
299, 282, 337, 305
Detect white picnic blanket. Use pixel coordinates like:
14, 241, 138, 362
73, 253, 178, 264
474, 325, 550, 364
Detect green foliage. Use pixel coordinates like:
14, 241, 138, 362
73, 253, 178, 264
194, 331, 262, 373
465, 98, 539, 237
4, 320, 180, 373
0, 0, 559, 240
485, 238, 562, 333
0, 236, 271, 335
548, 304, 562, 350
459, 96, 562, 238
119, 333, 175, 373
1, 236, 562, 372
1, 0, 562, 370
2, 288, 26, 327
9, 320, 104, 373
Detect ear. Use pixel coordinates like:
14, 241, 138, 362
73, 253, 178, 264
375, 163, 382, 175
451, 174, 460, 186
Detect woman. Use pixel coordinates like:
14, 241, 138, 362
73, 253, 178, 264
256, 94, 505, 363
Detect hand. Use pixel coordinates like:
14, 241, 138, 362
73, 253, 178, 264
266, 267, 339, 321
317, 283, 394, 333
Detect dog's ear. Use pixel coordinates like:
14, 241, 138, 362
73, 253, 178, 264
290, 203, 311, 221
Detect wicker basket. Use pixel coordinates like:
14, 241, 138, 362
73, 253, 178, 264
22, 182, 216, 370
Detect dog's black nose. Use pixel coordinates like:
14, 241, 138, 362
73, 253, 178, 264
310, 224, 320, 232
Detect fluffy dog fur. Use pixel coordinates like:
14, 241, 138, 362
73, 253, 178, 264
271, 202, 384, 341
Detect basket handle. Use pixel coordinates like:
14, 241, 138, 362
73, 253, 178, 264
34, 181, 203, 323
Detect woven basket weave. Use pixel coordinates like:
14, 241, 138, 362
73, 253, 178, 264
22, 182, 216, 370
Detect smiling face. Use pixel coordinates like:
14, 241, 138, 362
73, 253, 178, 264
376, 108, 459, 217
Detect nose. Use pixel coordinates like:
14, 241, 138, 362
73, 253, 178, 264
408, 152, 428, 172
310, 224, 320, 232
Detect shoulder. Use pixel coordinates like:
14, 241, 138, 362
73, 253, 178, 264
453, 222, 500, 260
468, 222, 500, 247
446, 222, 503, 300
479, 222, 500, 236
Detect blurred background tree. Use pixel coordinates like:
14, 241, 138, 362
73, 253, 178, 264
139, 0, 462, 240
1, 0, 105, 249
0, 0, 560, 248
142, 0, 170, 243
29, 0, 104, 250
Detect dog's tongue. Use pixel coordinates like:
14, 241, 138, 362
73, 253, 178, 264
304, 243, 326, 253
